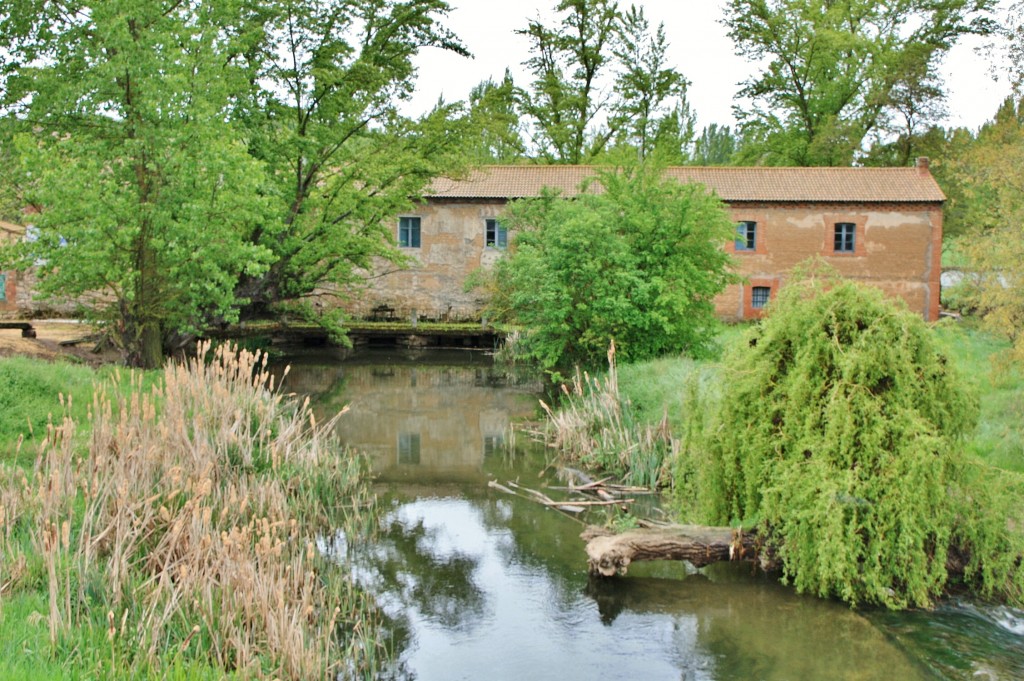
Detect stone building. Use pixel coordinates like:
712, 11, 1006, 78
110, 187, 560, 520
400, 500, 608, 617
351, 160, 944, 322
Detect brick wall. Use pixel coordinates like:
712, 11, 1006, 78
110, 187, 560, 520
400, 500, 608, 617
715, 202, 942, 321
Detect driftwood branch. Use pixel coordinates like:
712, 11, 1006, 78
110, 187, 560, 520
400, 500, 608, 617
488, 478, 635, 518
582, 525, 776, 577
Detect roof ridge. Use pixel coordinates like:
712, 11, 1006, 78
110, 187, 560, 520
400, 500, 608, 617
429, 165, 945, 203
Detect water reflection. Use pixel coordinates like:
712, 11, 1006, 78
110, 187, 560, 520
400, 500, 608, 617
282, 349, 540, 483
280, 349, 1024, 680
360, 503, 488, 633
350, 495, 930, 681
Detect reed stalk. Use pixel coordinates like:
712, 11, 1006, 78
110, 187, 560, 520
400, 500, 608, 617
541, 341, 676, 488
24, 341, 382, 679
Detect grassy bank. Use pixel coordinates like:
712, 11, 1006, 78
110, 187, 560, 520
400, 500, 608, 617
0, 345, 383, 679
545, 320, 1024, 486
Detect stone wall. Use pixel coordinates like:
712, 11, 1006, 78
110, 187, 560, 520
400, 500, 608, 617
348, 199, 511, 321
0, 221, 23, 317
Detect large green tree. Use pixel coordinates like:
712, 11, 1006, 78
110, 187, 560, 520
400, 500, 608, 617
228, 0, 469, 324
0, 0, 469, 367
0, 1, 274, 367
725, 0, 996, 166
487, 163, 736, 372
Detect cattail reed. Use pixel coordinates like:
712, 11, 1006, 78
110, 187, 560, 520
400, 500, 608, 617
19, 342, 383, 679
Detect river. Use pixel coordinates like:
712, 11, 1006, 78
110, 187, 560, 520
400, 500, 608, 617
279, 347, 1024, 680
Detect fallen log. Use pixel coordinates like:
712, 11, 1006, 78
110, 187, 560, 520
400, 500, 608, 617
582, 524, 776, 577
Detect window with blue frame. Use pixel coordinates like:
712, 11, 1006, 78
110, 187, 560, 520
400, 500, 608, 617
485, 219, 507, 249
398, 216, 421, 248
735, 221, 757, 251
751, 286, 771, 309
834, 222, 855, 253
0, 273, 6, 301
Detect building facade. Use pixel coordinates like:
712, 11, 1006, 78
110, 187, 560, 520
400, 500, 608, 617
349, 161, 944, 323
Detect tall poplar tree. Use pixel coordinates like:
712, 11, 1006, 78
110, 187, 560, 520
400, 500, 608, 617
516, 0, 694, 163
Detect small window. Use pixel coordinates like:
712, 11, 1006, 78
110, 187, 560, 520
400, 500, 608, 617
735, 221, 757, 251
0, 273, 6, 302
834, 222, 855, 253
398, 433, 420, 465
399, 216, 421, 248
485, 219, 507, 249
751, 286, 771, 310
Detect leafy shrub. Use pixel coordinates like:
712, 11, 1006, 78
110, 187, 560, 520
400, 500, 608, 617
487, 161, 736, 373
682, 276, 988, 608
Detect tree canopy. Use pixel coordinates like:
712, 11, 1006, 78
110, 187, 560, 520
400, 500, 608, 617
516, 0, 695, 163
725, 0, 996, 166
0, 0, 468, 367
485, 162, 736, 372
943, 97, 1024, 363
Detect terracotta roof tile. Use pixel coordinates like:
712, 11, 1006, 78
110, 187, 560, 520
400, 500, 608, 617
426, 165, 946, 203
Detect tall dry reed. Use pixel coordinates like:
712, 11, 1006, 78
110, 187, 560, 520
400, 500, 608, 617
540, 341, 676, 488
0, 447, 33, 618
29, 342, 382, 679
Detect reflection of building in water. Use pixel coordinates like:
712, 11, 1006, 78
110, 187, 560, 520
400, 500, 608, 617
287, 360, 538, 481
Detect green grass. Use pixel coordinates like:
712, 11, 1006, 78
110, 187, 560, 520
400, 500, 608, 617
0, 591, 235, 680
616, 323, 748, 431
0, 357, 162, 468
610, 319, 1024, 474
933, 320, 1024, 472
0, 357, 98, 466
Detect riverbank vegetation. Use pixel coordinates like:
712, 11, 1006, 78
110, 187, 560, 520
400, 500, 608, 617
0, 344, 382, 679
480, 163, 737, 374
542, 278, 1024, 609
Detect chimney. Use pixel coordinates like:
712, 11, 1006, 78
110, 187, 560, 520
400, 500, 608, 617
916, 156, 930, 175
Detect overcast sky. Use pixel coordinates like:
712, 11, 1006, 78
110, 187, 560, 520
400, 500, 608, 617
404, 0, 1012, 132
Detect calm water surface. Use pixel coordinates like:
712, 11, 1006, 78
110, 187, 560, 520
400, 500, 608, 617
281, 348, 1024, 681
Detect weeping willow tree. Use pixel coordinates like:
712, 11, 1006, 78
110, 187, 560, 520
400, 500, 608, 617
680, 271, 1024, 608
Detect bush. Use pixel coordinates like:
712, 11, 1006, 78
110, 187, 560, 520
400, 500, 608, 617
487, 161, 736, 373
681, 276, 986, 608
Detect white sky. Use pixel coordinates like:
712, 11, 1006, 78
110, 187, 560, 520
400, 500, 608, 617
405, 0, 1012, 132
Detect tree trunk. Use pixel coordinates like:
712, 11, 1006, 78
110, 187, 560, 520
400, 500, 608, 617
582, 525, 776, 577
138, 320, 164, 370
